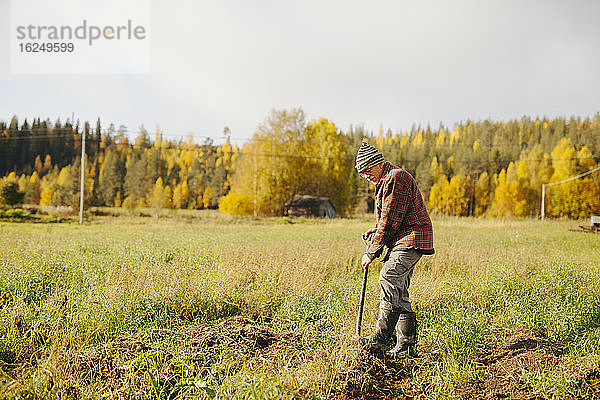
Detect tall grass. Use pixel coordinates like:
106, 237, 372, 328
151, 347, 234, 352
0, 215, 598, 398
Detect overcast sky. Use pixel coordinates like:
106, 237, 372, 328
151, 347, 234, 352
1, 0, 599, 144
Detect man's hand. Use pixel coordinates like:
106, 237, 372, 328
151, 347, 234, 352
361, 253, 373, 269
362, 228, 377, 241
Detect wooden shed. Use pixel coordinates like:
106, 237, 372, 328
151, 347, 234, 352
284, 195, 336, 218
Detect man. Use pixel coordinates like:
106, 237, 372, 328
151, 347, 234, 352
355, 141, 434, 357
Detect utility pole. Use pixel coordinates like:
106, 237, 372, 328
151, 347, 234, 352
79, 122, 85, 224
253, 147, 257, 217
271, 138, 275, 216
541, 184, 545, 221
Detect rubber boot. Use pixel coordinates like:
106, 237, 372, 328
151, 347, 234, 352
387, 312, 417, 358
360, 306, 401, 355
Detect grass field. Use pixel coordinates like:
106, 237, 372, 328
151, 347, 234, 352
1, 213, 599, 399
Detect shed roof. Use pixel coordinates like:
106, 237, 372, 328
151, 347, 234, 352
284, 195, 336, 211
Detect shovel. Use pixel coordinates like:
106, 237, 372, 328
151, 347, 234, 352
356, 235, 370, 337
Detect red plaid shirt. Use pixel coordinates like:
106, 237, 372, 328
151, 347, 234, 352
367, 162, 434, 258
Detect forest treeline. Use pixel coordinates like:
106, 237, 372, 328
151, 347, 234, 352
0, 109, 599, 218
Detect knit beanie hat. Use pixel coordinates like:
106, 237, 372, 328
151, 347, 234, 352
355, 141, 385, 173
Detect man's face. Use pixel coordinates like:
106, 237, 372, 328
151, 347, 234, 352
359, 164, 380, 184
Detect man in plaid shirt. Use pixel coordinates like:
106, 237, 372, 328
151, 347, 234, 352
356, 141, 434, 357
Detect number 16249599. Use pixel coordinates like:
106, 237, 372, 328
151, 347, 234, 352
19, 42, 74, 52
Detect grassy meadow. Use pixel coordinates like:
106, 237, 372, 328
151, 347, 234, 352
0, 213, 599, 399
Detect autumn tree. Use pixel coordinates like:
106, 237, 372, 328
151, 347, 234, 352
124, 154, 147, 207
0, 176, 24, 206
23, 172, 42, 205
303, 117, 356, 215
226, 109, 356, 216
474, 172, 490, 216
490, 163, 526, 217
99, 150, 121, 206
228, 108, 308, 216
150, 177, 170, 223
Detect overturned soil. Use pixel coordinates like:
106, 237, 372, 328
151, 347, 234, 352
70, 316, 304, 397
335, 326, 600, 400
458, 326, 557, 400
333, 342, 418, 400
458, 325, 600, 400
9, 320, 600, 399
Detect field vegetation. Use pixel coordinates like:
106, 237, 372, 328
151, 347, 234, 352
1, 214, 599, 399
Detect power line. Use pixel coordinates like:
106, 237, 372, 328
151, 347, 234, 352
541, 165, 600, 220
4, 124, 600, 148
1, 130, 599, 163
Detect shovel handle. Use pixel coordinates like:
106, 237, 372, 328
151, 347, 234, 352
356, 235, 371, 336
356, 264, 369, 336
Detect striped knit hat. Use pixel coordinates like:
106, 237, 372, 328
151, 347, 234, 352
355, 141, 385, 173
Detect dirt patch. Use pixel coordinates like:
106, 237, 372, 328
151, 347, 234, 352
69, 316, 303, 397
333, 343, 418, 400
458, 325, 599, 400
333, 326, 600, 400
187, 315, 301, 352
74, 335, 151, 382
458, 326, 553, 399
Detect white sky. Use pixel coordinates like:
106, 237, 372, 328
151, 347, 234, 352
1, 0, 599, 144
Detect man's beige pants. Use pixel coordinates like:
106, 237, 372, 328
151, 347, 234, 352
378, 248, 422, 312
